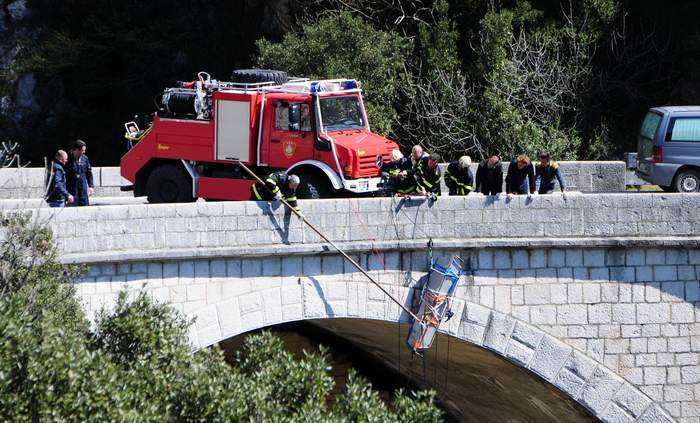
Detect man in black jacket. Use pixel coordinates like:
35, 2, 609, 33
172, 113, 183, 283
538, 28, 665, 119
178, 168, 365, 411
250, 171, 303, 216
444, 155, 474, 196
505, 154, 536, 198
475, 155, 503, 195
410, 153, 442, 196
46, 150, 74, 208
65, 139, 94, 206
379, 149, 414, 195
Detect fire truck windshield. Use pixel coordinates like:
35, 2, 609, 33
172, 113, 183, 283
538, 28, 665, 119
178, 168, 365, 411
320, 96, 365, 132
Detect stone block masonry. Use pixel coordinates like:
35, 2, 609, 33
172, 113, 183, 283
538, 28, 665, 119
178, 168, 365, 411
4, 191, 699, 422
72, 244, 699, 422
0, 161, 625, 200
11, 192, 698, 262
0, 166, 133, 199
439, 160, 626, 194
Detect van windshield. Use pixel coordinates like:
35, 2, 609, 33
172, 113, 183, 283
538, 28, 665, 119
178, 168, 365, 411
640, 112, 662, 140
320, 96, 365, 131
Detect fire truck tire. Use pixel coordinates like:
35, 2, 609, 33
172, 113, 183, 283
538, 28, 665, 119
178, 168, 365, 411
298, 177, 328, 200
146, 164, 193, 203
230, 69, 288, 85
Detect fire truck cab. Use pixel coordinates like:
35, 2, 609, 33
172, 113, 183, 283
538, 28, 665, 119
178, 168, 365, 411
120, 70, 399, 203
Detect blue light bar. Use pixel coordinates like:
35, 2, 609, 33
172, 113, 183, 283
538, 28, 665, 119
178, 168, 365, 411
341, 80, 357, 90
310, 82, 321, 93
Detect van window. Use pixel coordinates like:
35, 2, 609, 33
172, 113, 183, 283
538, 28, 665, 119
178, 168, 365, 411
640, 112, 662, 140
667, 117, 700, 142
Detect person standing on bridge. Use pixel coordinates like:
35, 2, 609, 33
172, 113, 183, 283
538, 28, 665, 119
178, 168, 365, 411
535, 152, 566, 195
506, 154, 536, 199
379, 149, 414, 195
45, 150, 73, 208
410, 145, 429, 169
410, 152, 442, 198
250, 171, 303, 217
475, 155, 503, 195
445, 155, 474, 196
65, 139, 94, 206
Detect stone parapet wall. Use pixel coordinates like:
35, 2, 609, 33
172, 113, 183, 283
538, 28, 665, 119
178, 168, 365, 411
0, 166, 132, 199
443, 160, 626, 193
9, 192, 699, 259
0, 161, 625, 200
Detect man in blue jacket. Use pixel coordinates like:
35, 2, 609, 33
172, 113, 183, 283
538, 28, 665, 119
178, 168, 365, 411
46, 150, 74, 207
65, 139, 94, 206
535, 153, 566, 194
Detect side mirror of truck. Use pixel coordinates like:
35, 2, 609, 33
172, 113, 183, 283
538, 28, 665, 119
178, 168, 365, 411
288, 103, 301, 131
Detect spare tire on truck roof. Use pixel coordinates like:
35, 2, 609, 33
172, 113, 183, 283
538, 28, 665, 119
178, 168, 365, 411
230, 69, 288, 84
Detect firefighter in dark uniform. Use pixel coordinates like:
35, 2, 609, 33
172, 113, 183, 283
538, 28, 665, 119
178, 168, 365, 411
505, 154, 536, 198
475, 155, 503, 195
535, 152, 566, 194
410, 152, 442, 197
379, 149, 414, 195
444, 155, 474, 196
45, 150, 74, 208
65, 139, 94, 206
250, 171, 303, 216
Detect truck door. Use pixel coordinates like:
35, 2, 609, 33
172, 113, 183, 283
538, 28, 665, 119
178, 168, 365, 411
266, 101, 314, 168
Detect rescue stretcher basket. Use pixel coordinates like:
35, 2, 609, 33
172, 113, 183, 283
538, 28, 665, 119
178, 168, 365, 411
406, 255, 463, 354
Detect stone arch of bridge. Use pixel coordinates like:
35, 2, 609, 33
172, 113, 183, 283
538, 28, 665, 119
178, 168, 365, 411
192, 288, 672, 422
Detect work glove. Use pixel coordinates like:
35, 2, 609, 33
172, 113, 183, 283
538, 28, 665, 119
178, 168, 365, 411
274, 192, 282, 201
528, 191, 538, 199
296, 212, 305, 220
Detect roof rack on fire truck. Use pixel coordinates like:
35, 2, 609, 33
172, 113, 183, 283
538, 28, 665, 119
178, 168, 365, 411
218, 78, 361, 95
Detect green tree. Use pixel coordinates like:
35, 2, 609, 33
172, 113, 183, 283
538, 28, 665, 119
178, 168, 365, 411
256, 12, 411, 136
0, 214, 442, 421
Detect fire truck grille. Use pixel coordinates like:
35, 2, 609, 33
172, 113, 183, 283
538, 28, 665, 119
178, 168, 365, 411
357, 153, 388, 176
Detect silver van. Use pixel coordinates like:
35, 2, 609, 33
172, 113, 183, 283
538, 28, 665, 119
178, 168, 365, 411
636, 106, 700, 192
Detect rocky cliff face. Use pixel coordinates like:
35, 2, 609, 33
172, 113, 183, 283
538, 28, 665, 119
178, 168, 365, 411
0, 0, 296, 165
1, 0, 36, 126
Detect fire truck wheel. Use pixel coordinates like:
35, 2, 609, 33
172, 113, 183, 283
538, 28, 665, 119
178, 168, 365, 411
298, 177, 328, 200
146, 164, 193, 203
230, 69, 288, 85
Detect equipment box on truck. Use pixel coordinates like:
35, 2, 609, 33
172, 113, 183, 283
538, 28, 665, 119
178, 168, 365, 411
636, 106, 700, 192
121, 70, 399, 202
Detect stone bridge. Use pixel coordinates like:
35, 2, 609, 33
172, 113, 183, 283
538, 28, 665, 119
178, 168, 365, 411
7, 193, 700, 422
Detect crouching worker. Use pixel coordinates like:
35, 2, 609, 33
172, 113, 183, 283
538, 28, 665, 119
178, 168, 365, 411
250, 172, 303, 217
379, 149, 413, 194
445, 155, 474, 196
412, 152, 442, 199
535, 153, 566, 194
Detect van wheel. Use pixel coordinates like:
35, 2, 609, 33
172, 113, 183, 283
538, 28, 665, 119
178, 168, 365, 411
146, 164, 193, 203
673, 170, 700, 193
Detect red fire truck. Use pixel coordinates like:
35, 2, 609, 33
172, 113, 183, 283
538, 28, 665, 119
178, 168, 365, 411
120, 70, 399, 203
